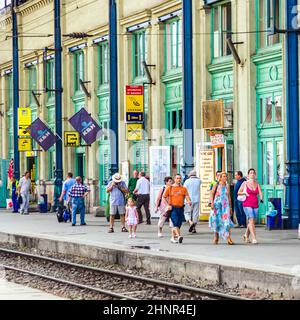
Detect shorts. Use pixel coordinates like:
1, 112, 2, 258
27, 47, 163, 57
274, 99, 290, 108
243, 207, 258, 219
170, 207, 185, 228
110, 205, 125, 216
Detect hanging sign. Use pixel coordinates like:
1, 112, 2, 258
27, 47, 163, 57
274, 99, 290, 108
210, 134, 225, 148
18, 108, 31, 136
18, 138, 32, 152
64, 131, 80, 147
26, 118, 57, 151
126, 123, 143, 141
69, 108, 102, 145
125, 85, 144, 123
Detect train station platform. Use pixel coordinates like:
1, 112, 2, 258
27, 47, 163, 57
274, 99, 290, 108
0, 280, 65, 300
0, 210, 299, 299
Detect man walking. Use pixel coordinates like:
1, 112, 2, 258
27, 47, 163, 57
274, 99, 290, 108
234, 171, 247, 227
59, 172, 76, 205
18, 171, 31, 215
68, 176, 90, 226
163, 174, 191, 244
134, 172, 151, 224
183, 170, 201, 233
106, 173, 129, 233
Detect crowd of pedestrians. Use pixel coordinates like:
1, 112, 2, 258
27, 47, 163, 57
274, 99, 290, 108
9, 165, 264, 245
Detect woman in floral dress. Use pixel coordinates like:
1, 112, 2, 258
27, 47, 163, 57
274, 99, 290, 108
209, 172, 234, 245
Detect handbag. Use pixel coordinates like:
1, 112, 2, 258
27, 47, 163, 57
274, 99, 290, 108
237, 183, 247, 202
17, 195, 23, 205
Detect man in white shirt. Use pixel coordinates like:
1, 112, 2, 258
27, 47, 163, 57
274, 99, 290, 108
134, 171, 151, 224
18, 171, 32, 215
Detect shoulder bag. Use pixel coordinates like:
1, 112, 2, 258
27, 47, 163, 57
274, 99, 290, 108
237, 182, 247, 202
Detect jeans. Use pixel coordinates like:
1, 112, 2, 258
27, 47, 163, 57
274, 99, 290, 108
20, 193, 30, 213
71, 198, 85, 225
170, 206, 185, 228
234, 200, 247, 226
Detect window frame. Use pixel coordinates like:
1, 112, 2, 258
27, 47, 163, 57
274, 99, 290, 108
132, 30, 147, 79
28, 66, 37, 106
98, 41, 109, 86
73, 50, 84, 93
211, 1, 232, 60
164, 17, 182, 72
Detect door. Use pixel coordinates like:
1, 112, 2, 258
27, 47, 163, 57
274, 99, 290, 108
76, 153, 86, 181
99, 143, 110, 206
258, 137, 284, 222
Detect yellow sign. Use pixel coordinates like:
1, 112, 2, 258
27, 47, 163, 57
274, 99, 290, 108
126, 123, 143, 141
18, 108, 31, 136
18, 108, 31, 125
18, 125, 30, 136
64, 131, 80, 147
26, 151, 35, 157
125, 85, 144, 113
18, 138, 32, 152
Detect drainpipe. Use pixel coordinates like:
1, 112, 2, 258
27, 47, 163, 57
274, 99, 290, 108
109, 0, 119, 176
284, 0, 300, 229
53, 0, 63, 210
12, 0, 20, 180
182, 0, 194, 180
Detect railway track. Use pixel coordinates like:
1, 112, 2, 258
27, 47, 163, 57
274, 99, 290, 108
0, 247, 249, 300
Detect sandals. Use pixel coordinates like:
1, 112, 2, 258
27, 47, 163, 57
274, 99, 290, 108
213, 234, 219, 245
242, 235, 251, 243
108, 227, 114, 233
227, 237, 234, 245
121, 227, 128, 232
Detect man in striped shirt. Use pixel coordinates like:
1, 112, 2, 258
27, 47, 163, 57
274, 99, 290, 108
68, 176, 90, 226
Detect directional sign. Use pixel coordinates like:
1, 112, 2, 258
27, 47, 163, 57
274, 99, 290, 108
18, 124, 30, 137
64, 131, 80, 147
126, 112, 144, 122
26, 151, 35, 157
126, 123, 143, 141
18, 138, 32, 152
125, 85, 144, 123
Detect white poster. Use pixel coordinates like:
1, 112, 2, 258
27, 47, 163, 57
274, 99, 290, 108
149, 146, 171, 218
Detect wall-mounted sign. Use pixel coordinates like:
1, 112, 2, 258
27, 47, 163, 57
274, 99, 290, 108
69, 108, 102, 145
126, 123, 143, 141
198, 150, 215, 221
64, 131, 80, 147
18, 108, 31, 136
125, 85, 144, 123
26, 151, 35, 157
210, 134, 225, 148
18, 138, 32, 152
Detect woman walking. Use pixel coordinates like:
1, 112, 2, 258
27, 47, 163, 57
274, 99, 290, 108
238, 168, 263, 244
209, 172, 234, 245
155, 176, 173, 238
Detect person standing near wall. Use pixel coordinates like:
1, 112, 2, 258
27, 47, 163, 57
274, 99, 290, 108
134, 172, 151, 224
128, 170, 139, 200
59, 172, 76, 205
18, 171, 31, 215
234, 171, 247, 228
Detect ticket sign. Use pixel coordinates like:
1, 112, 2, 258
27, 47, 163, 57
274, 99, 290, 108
18, 138, 32, 152
64, 131, 80, 147
126, 123, 143, 141
125, 85, 144, 122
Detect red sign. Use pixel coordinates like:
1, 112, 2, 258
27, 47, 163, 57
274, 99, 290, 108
126, 85, 144, 95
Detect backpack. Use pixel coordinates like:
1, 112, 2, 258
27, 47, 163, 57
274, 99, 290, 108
56, 204, 65, 223
63, 205, 72, 222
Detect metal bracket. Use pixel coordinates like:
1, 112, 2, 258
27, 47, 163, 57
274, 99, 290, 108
142, 61, 156, 85
79, 79, 91, 98
31, 90, 42, 108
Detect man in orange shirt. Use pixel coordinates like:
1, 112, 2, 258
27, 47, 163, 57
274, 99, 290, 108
163, 173, 191, 244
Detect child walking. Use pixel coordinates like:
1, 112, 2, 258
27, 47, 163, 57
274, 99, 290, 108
125, 198, 139, 238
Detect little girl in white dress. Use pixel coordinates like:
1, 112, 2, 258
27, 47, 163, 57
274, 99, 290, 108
125, 198, 139, 238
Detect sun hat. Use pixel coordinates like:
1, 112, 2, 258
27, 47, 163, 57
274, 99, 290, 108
112, 173, 122, 183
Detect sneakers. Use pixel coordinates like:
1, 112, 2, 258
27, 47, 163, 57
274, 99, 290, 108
170, 237, 178, 243
129, 233, 136, 238
132, 233, 136, 238
252, 239, 258, 244
178, 236, 183, 244
129, 234, 132, 238
158, 233, 163, 238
